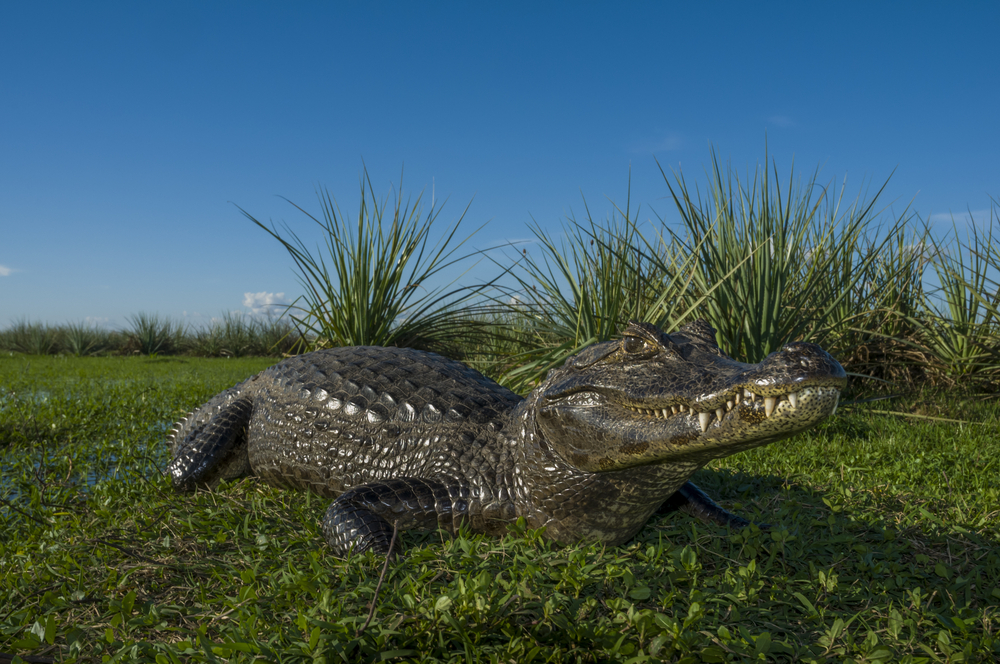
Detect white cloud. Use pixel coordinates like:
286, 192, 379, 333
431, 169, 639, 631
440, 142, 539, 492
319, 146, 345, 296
243, 291, 290, 316
630, 131, 683, 154
0, 264, 14, 276
928, 209, 991, 225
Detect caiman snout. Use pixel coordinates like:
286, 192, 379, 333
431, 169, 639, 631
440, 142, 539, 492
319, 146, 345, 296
536, 321, 849, 473
754, 341, 848, 390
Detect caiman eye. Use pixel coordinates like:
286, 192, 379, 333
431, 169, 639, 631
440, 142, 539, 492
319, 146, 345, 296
623, 335, 652, 355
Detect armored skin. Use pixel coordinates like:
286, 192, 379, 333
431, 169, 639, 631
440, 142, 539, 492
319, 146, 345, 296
166, 320, 847, 556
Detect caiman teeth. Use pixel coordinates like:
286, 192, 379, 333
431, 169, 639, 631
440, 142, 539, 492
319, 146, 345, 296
698, 411, 712, 432
624, 387, 837, 427
764, 396, 777, 417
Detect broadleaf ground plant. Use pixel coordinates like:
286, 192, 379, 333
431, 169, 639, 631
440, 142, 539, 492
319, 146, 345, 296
1, 356, 997, 662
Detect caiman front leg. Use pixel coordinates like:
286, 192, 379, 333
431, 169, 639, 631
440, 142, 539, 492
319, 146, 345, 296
657, 481, 766, 530
166, 385, 253, 490
321, 477, 474, 557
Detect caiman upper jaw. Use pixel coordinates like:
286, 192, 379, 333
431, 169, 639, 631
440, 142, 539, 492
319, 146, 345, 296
624, 385, 842, 432
535, 331, 849, 473
539, 383, 843, 472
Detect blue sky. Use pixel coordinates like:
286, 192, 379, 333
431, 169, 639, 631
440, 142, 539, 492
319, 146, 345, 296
2, 2, 998, 329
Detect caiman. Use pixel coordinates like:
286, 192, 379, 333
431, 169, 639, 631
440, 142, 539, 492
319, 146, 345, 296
166, 320, 847, 556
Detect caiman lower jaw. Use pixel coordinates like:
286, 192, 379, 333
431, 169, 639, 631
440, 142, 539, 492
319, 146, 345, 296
537, 385, 844, 473
623, 385, 842, 432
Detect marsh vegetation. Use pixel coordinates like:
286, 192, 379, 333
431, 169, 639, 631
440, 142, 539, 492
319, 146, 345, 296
2, 153, 998, 662
5, 155, 998, 396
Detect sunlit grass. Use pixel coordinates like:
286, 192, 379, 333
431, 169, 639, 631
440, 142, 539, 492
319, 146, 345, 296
657, 150, 904, 364
490, 191, 669, 391
917, 219, 1000, 385
1, 356, 997, 662
124, 312, 184, 356
1, 319, 60, 355
186, 312, 303, 358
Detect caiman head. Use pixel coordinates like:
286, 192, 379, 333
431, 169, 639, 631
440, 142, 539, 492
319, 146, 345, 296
535, 319, 848, 472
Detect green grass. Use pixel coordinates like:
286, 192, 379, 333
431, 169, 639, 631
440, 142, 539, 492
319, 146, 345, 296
2, 356, 998, 663
0, 315, 301, 359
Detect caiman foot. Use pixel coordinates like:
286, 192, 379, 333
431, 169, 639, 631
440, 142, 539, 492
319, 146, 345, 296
658, 481, 770, 530
321, 477, 471, 557
166, 389, 253, 489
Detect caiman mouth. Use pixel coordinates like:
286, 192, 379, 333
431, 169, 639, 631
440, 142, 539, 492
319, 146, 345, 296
622, 385, 841, 432
537, 382, 844, 472
534, 321, 849, 472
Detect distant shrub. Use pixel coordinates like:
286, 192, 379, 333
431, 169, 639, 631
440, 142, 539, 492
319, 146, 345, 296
2, 156, 998, 396
0, 319, 59, 355
187, 313, 304, 357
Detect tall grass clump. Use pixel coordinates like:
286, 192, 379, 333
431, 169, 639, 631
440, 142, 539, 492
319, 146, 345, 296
0, 319, 58, 355
497, 202, 653, 390
494, 183, 730, 392
123, 312, 184, 355
0, 315, 299, 358
830, 223, 937, 387
188, 312, 255, 357
188, 313, 303, 357
251, 314, 304, 356
658, 149, 903, 363
240, 168, 492, 358
60, 321, 113, 356
970, 197, 1000, 376
457, 307, 540, 382
916, 212, 1000, 386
